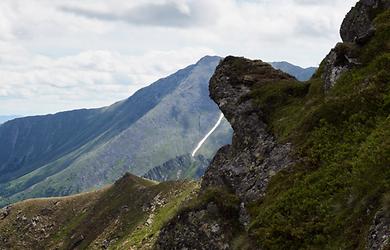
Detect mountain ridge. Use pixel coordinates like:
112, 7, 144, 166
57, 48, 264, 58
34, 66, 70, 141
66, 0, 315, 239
0, 56, 231, 207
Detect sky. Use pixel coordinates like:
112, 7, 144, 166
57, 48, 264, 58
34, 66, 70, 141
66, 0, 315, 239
0, 0, 358, 116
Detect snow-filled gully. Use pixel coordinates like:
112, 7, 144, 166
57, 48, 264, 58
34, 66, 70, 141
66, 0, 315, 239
191, 113, 224, 157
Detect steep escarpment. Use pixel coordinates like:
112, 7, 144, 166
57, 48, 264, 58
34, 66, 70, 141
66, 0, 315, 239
157, 1, 389, 249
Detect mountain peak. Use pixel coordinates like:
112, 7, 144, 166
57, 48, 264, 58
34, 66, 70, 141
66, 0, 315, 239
196, 55, 222, 65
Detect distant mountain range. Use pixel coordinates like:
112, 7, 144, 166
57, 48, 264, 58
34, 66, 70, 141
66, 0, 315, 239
0, 57, 316, 206
270, 61, 317, 81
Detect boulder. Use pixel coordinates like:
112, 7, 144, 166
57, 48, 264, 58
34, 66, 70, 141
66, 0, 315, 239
340, 0, 390, 43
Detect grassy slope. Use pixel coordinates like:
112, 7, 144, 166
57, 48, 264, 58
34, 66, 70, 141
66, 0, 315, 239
0, 174, 198, 250
246, 10, 390, 249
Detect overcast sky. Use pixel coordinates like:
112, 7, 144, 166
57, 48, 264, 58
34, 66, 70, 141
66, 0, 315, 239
0, 0, 358, 116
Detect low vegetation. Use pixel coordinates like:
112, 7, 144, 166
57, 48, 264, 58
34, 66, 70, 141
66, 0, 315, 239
0, 173, 198, 249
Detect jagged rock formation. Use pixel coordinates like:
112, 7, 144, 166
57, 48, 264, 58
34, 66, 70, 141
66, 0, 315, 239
156, 0, 390, 249
143, 154, 210, 182
202, 57, 295, 202
156, 59, 297, 250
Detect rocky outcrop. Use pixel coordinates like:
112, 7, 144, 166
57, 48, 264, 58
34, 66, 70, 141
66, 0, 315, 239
202, 57, 295, 203
322, 0, 389, 91
155, 58, 296, 249
322, 43, 358, 91
340, 0, 389, 43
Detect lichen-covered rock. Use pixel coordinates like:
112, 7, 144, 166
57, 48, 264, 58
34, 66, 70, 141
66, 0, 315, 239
202, 56, 295, 203
367, 209, 390, 250
322, 43, 359, 91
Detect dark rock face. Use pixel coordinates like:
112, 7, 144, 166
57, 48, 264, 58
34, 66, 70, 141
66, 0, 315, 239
340, 0, 389, 43
202, 57, 295, 203
323, 0, 390, 92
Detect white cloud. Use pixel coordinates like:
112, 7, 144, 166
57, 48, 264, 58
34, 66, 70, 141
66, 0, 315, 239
0, 46, 214, 115
60, 0, 218, 28
0, 0, 358, 116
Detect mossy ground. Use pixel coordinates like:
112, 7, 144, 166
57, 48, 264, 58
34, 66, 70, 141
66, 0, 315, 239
248, 10, 390, 250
